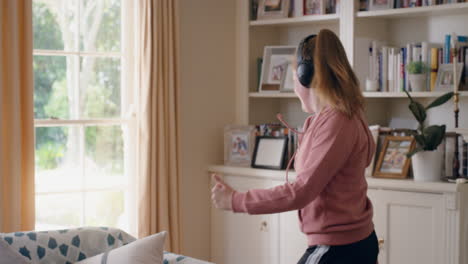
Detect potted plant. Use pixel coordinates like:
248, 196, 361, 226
407, 61, 429, 92
405, 91, 454, 182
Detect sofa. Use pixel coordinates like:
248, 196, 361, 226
0, 227, 213, 264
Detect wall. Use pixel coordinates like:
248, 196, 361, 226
178, 0, 236, 260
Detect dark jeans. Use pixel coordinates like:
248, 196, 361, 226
297, 231, 379, 264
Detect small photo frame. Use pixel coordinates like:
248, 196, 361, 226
304, 0, 325, 15
374, 136, 415, 179
259, 46, 296, 92
257, 0, 290, 20
224, 125, 256, 167
435, 63, 463, 91
280, 63, 295, 92
369, 0, 395, 11
251, 136, 288, 170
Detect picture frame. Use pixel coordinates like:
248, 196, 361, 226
251, 136, 289, 170
435, 63, 463, 92
224, 125, 256, 167
304, 0, 325, 15
259, 46, 297, 92
280, 63, 295, 92
374, 136, 415, 179
369, 0, 395, 11
257, 0, 290, 20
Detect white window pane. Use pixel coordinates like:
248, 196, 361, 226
34, 55, 80, 120
33, 0, 78, 51
84, 125, 124, 189
80, 57, 121, 118
80, 0, 121, 52
36, 193, 83, 231
84, 191, 126, 230
35, 126, 83, 193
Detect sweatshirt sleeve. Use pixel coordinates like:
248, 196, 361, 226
232, 112, 357, 214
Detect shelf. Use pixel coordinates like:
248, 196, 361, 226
208, 165, 468, 193
250, 91, 468, 99
249, 92, 296, 98
357, 2, 468, 19
249, 14, 339, 27
363, 91, 468, 98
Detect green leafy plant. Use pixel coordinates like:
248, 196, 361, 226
405, 90, 454, 157
407, 61, 429, 74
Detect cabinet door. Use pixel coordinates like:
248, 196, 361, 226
371, 190, 444, 264
367, 189, 386, 264
277, 209, 309, 264
211, 175, 278, 264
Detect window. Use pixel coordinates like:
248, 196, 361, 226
33, 0, 136, 234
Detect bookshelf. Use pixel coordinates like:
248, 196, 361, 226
234, 0, 468, 135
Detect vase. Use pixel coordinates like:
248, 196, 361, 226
411, 150, 443, 182
408, 74, 427, 92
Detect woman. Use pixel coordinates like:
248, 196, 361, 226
211, 29, 378, 264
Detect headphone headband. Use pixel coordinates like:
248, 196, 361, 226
296, 34, 317, 88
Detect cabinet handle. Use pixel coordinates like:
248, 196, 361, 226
378, 238, 385, 249
260, 221, 268, 232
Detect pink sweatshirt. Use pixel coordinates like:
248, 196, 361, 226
232, 106, 376, 246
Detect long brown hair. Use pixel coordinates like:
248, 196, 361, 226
309, 29, 364, 118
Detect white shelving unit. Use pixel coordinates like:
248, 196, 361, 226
250, 91, 468, 98
249, 14, 339, 26
357, 2, 468, 18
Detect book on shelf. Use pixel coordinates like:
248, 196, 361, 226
359, 0, 465, 11
366, 36, 468, 93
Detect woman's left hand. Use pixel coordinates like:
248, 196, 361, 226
211, 174, 235, 211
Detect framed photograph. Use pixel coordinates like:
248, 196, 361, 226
259, 46, 296, 92
280, 63, 295, 92
304, 0, 325, 15
224, 125, 256, 167
435, 63, 463, 91
257, 0, 290, 20
369, 0, 395, 11
374, 136, 415, 179
251, 136, 289, 170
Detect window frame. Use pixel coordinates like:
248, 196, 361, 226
33, 0, 137, 236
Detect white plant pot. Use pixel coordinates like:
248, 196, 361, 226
409, 74, 427, 92
411, 150, 443, 182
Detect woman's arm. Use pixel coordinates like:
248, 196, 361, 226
232, 112, 357, 214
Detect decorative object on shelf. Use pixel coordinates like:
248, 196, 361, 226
257, 57, 263, 88
257, 0, 290, 20
280, 64, 295, 92
435, 63, 463, 91
224, 125, 256, 167
443, 132, 464, 179
259, 46, 296, 92
304, 0, 325, 15
359, 0, 369, 11
292, 0, 304, 17
374, 136, 415, 179
365, 125, 380, 177
405, 90, 454, 181
251, 136, 289, 170
407, 61, 429, 92
251, 0, 259, 20
369, 0, 395, 10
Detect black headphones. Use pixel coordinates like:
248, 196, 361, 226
296, 34, 317, 88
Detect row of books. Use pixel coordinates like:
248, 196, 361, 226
359, 0, 466, 11
368, 36, 468, 92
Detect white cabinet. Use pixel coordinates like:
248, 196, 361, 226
210, 175, 307, 264
209, 165, 468, 264
368, 189, 445, 264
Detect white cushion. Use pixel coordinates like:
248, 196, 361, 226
0, 239, 30, 264
75, 231, 167, 264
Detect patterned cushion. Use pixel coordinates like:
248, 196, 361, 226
0, 227, 135, 264
0, 239, 30, 264
163, 252, 214, 264
75, 231, 166, 264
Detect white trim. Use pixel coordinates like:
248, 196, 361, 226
36, 186, 127, 196
33, 49, 121, 57
34, 119, 131, 127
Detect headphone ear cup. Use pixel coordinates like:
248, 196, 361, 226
296, 62, 314, 88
